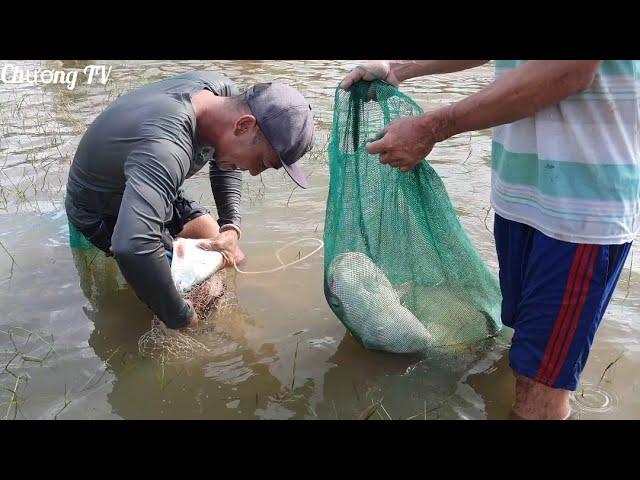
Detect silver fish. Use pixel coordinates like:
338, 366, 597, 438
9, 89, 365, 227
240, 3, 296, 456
326, 252, 435, 354
171, 238, 224, 294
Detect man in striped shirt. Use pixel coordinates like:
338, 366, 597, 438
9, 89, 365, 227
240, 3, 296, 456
341, 60, 639, 420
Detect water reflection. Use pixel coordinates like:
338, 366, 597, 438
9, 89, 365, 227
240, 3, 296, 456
69, 244, 307, 419
0, 60, 638, 419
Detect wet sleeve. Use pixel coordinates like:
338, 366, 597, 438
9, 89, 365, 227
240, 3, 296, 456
191, 71, 240, 98
110, 142, 193, 329
209, 160, 243, 229
212, 75, 241, 97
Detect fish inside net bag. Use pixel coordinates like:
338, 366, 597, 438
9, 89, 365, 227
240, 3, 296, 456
323, 79, 503, 355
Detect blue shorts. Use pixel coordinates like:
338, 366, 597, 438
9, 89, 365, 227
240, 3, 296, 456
493, 213, 632, 391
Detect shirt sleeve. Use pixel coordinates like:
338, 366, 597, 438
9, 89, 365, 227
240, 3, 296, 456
209, 159, 243, 229
111, 139, 193, 329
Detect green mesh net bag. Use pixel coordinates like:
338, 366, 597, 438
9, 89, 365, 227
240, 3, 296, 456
323, 80, 502, 354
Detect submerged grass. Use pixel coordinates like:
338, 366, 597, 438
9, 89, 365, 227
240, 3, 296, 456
0, 64, 638, 421
0, 68, 137, 214
0, 327, 54, 419
598, 350, 625, 386
0, 326, 123, 420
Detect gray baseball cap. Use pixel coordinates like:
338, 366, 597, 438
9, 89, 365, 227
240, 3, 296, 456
244, 82, 315, 189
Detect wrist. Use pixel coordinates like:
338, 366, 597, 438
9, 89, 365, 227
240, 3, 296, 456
419, 105, 458, 144
219, 223, 241, 240
389, 61, 416, 84
385, 61, 401, 84
390, 61, 432, 84
178, 300, 196, 329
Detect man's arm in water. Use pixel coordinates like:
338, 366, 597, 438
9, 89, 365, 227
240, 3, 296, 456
364, 61, 603, 171
110, 140, 195, 329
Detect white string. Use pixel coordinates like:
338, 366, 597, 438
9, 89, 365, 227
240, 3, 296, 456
231, 237, 324, 275
138, 237, 324, 362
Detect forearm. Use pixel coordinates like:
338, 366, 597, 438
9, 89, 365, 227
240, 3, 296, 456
420, 60, 602, 142
390, 60, 490, 83
210, 161, 242, 228
114, 168, 192, 329
113, 235, 192, 328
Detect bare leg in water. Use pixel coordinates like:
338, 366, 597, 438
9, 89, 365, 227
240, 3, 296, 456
510, 374, 572, 420
177, 213, 220, 239
177, 214, 245, 264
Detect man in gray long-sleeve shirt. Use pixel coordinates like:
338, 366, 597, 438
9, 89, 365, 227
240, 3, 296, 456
66, 71, 315, 330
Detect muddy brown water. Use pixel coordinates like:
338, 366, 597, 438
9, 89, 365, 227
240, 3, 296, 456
0, 60, 638, 419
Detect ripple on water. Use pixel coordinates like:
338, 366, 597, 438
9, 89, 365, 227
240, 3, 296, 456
203, 354, 255, 386
570, 382, 618, 414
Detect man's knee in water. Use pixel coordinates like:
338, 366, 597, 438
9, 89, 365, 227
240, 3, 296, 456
177, 213, 220, 240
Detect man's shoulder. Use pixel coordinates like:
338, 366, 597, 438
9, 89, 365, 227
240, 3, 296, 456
102, 81, 185, 116
174, 71, 240, 96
